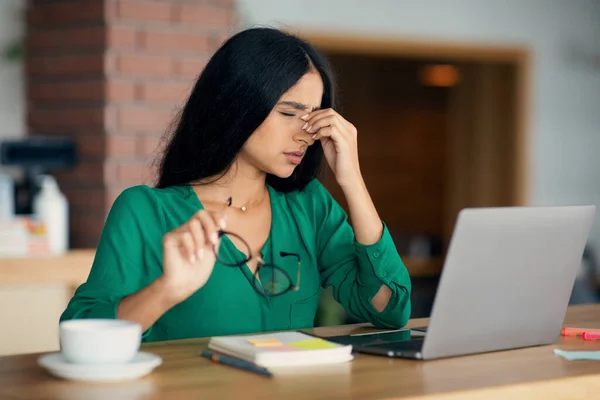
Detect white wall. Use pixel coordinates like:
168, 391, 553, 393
0, 0, 25, 140
238, 0, 600, 251
0, 0, 26, 179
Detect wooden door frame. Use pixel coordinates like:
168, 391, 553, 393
300, 31, 531, 206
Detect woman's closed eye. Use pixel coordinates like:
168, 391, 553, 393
279, 111, 296, 117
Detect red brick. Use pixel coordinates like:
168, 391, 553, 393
212, 0, 237, 7
139, 81, 192, 103
77, 162, 106, 186
141, 30, 209, 53
29, 81, 105, 103
106, 80, 136, 102
175, 4, 232, 27
113, 54, 173, 77
25, 0, 237, 250
28, 0, 105, 27
77, 135, 106, 160
29, 107, 106, 131
117, 0, 174, 23
117, 106, 175, 134
69, 233, 99, 249
106, 135, 138, 157
70, 213, 107, 248
103, 105, 119, 132
137, 135, 163, 156
70, 233, 102, 249
104, 161, 119, 183
54, 161, 105, 186
173, 56, 207, 78
211, 32, 232, 50
107, 25, 137, 50
63, 187, 106, 211
27, 54, 104, 77
104, 0, 119, 20
27, 27, 105, 53
117, 161, 153, 184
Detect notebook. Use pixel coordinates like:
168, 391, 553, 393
207, 332, 354, 368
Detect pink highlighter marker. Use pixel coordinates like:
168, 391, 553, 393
561, 327, 600, 336
582, 332, 600, 340
562, 327, 588, 336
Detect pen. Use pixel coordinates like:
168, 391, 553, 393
561, 327, 600, 336
582, 332, 600, 340
200, 350, 273, 378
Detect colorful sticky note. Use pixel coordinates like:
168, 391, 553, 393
248, 338, 283, 348
288, 338, 338, 350
554, 349, 600, 360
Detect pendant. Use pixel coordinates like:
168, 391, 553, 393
241, 206, 247, 212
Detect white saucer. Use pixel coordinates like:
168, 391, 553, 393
38, 352, 162, 382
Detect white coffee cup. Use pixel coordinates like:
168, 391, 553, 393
59, 319, 142, 365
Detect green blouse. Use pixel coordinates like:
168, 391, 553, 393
60, 179, 412, 342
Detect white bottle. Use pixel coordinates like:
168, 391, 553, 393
0, 173, 14, 220
33, 175, 69, 255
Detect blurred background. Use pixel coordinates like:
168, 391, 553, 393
0, 0, 599, 355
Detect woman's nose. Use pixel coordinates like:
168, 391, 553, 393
296, 123, 315, 145
295, 134, 314, 147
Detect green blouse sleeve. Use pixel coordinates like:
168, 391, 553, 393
59, 186, 163, 338
306, 180, 412, 328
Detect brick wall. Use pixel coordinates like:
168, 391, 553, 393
26, 0, 238, 248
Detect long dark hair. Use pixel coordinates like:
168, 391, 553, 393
156, 27, 336, 192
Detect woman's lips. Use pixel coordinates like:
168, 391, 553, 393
284, 152, 304, 165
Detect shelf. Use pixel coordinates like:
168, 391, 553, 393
0, 249, 95, 287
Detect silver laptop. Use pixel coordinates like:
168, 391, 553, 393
327, 205, 596, 360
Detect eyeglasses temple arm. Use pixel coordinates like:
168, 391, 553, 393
279, 251, 301, 291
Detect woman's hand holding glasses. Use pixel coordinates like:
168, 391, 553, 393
160, 209, 226, 304
158, 195, 300, 305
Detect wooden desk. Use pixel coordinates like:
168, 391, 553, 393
1, 304, 600, 399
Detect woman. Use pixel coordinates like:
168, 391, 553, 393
60, 27, 412, 342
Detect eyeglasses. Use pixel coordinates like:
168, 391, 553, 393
210, 197, 301, 297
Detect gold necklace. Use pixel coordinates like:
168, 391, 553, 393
226, 191, 267, 212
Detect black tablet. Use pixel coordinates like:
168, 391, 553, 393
324, 328, 426, 356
